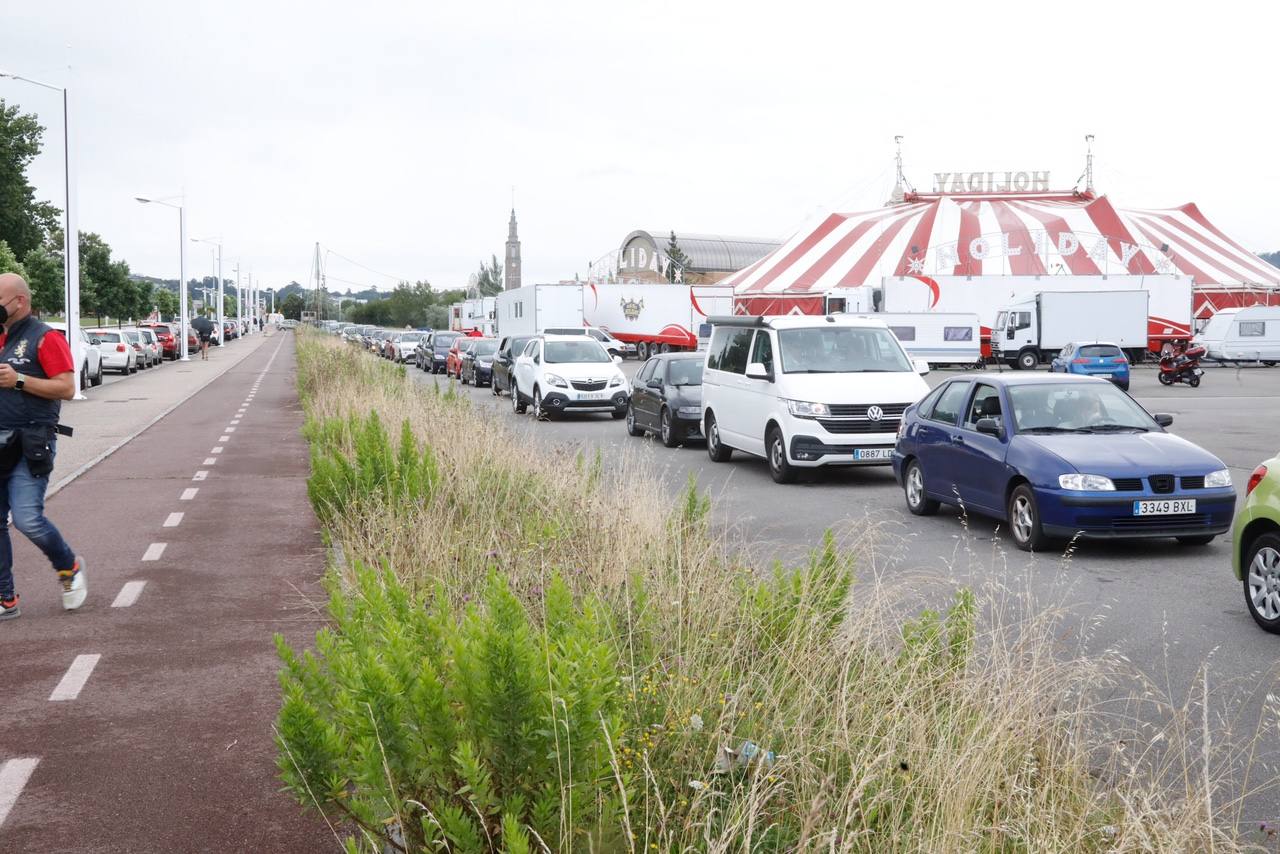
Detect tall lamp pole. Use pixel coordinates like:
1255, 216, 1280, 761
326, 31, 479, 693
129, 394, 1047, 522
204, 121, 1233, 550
0, 69, 84, 398
135, 196, 189, 360
192, 237, 223, 343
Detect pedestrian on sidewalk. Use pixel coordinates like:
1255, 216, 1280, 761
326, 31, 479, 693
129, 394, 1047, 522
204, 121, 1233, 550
192, 314, 215, 361
0, 273, 86, 620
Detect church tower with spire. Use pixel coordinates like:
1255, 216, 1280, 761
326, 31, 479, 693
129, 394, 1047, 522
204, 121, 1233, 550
504, 209, 521, 291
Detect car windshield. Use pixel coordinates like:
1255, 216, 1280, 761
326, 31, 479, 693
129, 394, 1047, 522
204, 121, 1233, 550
1009, 383, 1156, 433
472, 340, 497, 356
1079, 344, 1123, 359
778, 326, 913, 373
668, 359, 704, 385
94, 331, 121, 342
545, 340, 609, 363
434, 334, 460, 349
399, 333, 423, 342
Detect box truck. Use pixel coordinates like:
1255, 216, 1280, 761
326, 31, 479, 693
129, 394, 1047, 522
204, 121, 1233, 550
991, 290, 1149, 369
582, 283, 733, 359
494, 284, 584, 337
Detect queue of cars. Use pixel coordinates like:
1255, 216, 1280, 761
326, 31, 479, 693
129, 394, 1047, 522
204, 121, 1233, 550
332, 316, 1277, 634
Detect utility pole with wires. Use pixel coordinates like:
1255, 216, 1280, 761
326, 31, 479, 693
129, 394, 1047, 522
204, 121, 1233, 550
1075, 134, 1096, 194
889, 135, 915, 204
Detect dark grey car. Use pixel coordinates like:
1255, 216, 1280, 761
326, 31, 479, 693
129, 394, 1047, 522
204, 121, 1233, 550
625, 353, 704, 447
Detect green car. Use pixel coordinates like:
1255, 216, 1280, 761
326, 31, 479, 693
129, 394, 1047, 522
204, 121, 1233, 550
1235, 454, 1280, 633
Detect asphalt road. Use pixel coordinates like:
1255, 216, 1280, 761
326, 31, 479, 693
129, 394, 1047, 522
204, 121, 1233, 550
409, 356, 1280, 819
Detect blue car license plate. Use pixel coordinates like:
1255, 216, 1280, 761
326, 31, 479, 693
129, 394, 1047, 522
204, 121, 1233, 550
1132, 499, 1196, 516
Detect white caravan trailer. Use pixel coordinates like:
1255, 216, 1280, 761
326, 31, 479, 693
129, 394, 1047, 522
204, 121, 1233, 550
1193, 306, 1280, 363
494, 284, 585, 337
853, 312, 982, 366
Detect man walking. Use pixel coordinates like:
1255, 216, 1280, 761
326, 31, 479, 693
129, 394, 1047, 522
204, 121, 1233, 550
0, 273, 86, 620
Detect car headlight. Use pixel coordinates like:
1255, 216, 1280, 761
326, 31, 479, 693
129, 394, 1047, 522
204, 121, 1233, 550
1058, 473, 1116, 491
1205, 469, 1232, 488
608, 375, 624, 387
785, 399, 830, 418
545, 373, 569, 388
677, 405, 701, 418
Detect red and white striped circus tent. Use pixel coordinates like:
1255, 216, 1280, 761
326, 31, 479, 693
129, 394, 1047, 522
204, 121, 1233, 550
725, 191, 1280, 319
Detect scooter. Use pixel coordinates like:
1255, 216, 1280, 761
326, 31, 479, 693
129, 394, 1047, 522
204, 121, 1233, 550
1158, 341, 1206, 387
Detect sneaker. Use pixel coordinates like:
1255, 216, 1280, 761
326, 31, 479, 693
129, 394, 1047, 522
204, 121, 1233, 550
0, 594, 19, 621
59, 557, 87, 611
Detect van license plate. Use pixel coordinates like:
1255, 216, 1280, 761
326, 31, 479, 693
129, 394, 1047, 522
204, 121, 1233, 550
853, 448, 894, 461
1132, 499, 1196, 516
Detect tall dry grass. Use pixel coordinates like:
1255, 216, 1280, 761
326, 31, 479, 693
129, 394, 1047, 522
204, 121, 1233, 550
294, 332, 1269, 852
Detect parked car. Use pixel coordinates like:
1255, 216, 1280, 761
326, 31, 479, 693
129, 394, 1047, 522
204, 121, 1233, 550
392, 331, 425, 363
447, 338, 476, 379
223, 320, 239, 341
47, 322, 104, 388
492, 335, 538, 395
1234, 454, 1280, 632
460, 338, 497, 386
510, 335, 629, 420
626, 352, 705, 447
893, 373, 1236, 551
136, 328, 164, 366
121, 330, 156, 369
89, 329, 138, 374
1049, 342, 1131, 391
138, 322, 179, 359
426, 331, 462, 374
701, 315, 932, 484
542, 326, 636, 359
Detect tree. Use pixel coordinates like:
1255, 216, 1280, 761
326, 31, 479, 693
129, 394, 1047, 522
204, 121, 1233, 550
0, 100, 60, 258
279, 292, 306, 320
0, 240, 26, 277
78, 232, 114, 320
475, 254, 503, 295
665, 231, 691, 283
93, 259, 138, 320
154, 287, 179, 319
23, 245, 63, 315
131, 278, 154, 320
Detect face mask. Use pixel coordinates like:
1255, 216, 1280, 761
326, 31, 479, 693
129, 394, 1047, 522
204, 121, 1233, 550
0, 298, 17, 326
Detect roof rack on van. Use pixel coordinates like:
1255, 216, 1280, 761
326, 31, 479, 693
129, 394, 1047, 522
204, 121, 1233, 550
705, 315, 769, 328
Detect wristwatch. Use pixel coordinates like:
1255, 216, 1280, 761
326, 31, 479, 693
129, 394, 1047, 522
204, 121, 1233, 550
14, 376, 24, 391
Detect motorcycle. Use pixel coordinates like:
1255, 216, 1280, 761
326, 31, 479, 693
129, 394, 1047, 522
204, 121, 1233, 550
1158, 341, 1206, 387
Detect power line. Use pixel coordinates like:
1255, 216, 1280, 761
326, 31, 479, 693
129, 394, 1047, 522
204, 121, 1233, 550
322, 247, 409, 283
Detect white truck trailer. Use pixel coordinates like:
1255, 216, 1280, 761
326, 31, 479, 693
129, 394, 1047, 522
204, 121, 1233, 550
855, 311, 983, 367
582, 283, 734, 358
494, 284, 585, 337
991, 290, 1149, 369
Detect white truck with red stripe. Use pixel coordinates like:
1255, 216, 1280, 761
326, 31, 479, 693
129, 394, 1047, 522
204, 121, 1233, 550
878, 274, 1193, 357
583, 283, 733, 359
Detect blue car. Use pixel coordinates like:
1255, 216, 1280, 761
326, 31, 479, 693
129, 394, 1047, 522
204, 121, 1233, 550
1049, 341, 1131, 391
892, 374, 1235, 551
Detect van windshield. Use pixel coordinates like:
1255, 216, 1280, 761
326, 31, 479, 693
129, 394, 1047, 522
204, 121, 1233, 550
778, 326, 913, 373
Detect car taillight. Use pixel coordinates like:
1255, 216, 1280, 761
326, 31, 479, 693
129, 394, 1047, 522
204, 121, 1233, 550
116, 344, 126, 352
1114, 357, 1127, 363
1072, 358, 1088, 364
1247, 465, 1268, 497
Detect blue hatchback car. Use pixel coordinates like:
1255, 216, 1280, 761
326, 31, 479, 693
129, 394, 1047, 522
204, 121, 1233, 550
1048, 341, 1131, 391
892, 374, 1235, 551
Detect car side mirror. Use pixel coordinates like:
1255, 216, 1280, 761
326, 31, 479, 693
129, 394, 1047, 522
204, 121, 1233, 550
90, 338, 100, 346
613, 355, 623, 366
1153, 413, 1174, 427
533, 355, 541, 364
647, 378, 663, 389
913, 358, 931, 375
975, 417, 1003, 437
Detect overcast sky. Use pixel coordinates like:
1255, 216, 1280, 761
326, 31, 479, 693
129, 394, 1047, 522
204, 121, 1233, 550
3, 0, 1277, 294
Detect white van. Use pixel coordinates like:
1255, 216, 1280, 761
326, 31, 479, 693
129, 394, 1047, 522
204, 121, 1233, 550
701, 315, 932, 483
1193, 306, 1280, 364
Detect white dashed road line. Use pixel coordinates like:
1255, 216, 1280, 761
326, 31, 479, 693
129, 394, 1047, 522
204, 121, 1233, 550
219, 435, 230, 442
142, 543, 167, 561
180, 488, 198, 500
225, 426, 236, 432
163, 512, 184, 528
203, 458, 217, 466
111, 581, 146, 608
211, 446, 223, 454
0, 758, 39, 828
49, 654, 101, 701
193, 470, 208, 481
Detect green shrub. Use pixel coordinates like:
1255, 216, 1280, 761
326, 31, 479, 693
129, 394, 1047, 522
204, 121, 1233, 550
275, 563, 631, 852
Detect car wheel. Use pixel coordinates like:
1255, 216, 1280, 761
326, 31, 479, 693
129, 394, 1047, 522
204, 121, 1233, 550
1016, 350, 1038, 371
1176, 535, 1215, 546
904, 459, 940, 516
767, 427, 797, 484
533, 387, 550, 420
626, 406, 644, 437
705, 412, 732, 462
80, 365, 87, 389
636, 342, 649, 360
1263, 361, 1276, 367
1007, 484, 1048, 551
92, 364, 103, 387
491, 378, 500, 396
1244, 533, 1280, 634
461, 370, 469, 385
660, 408, 681, 448
611, 408, 627, 420
512, 383, 527, 414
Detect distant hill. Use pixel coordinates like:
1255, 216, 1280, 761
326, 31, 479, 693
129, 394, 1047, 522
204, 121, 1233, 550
1261, 251, 1280, 269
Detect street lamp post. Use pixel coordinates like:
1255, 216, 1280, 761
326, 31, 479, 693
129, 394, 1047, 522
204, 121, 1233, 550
192, 237, 224, 344
135, 196, 188, 360
0, 69, 84, 398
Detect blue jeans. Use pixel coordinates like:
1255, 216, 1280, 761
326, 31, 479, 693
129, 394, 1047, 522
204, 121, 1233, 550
0, 453, 76, 599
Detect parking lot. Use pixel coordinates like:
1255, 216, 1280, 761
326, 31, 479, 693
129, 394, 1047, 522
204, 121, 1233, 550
403, 354, 1280, 809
